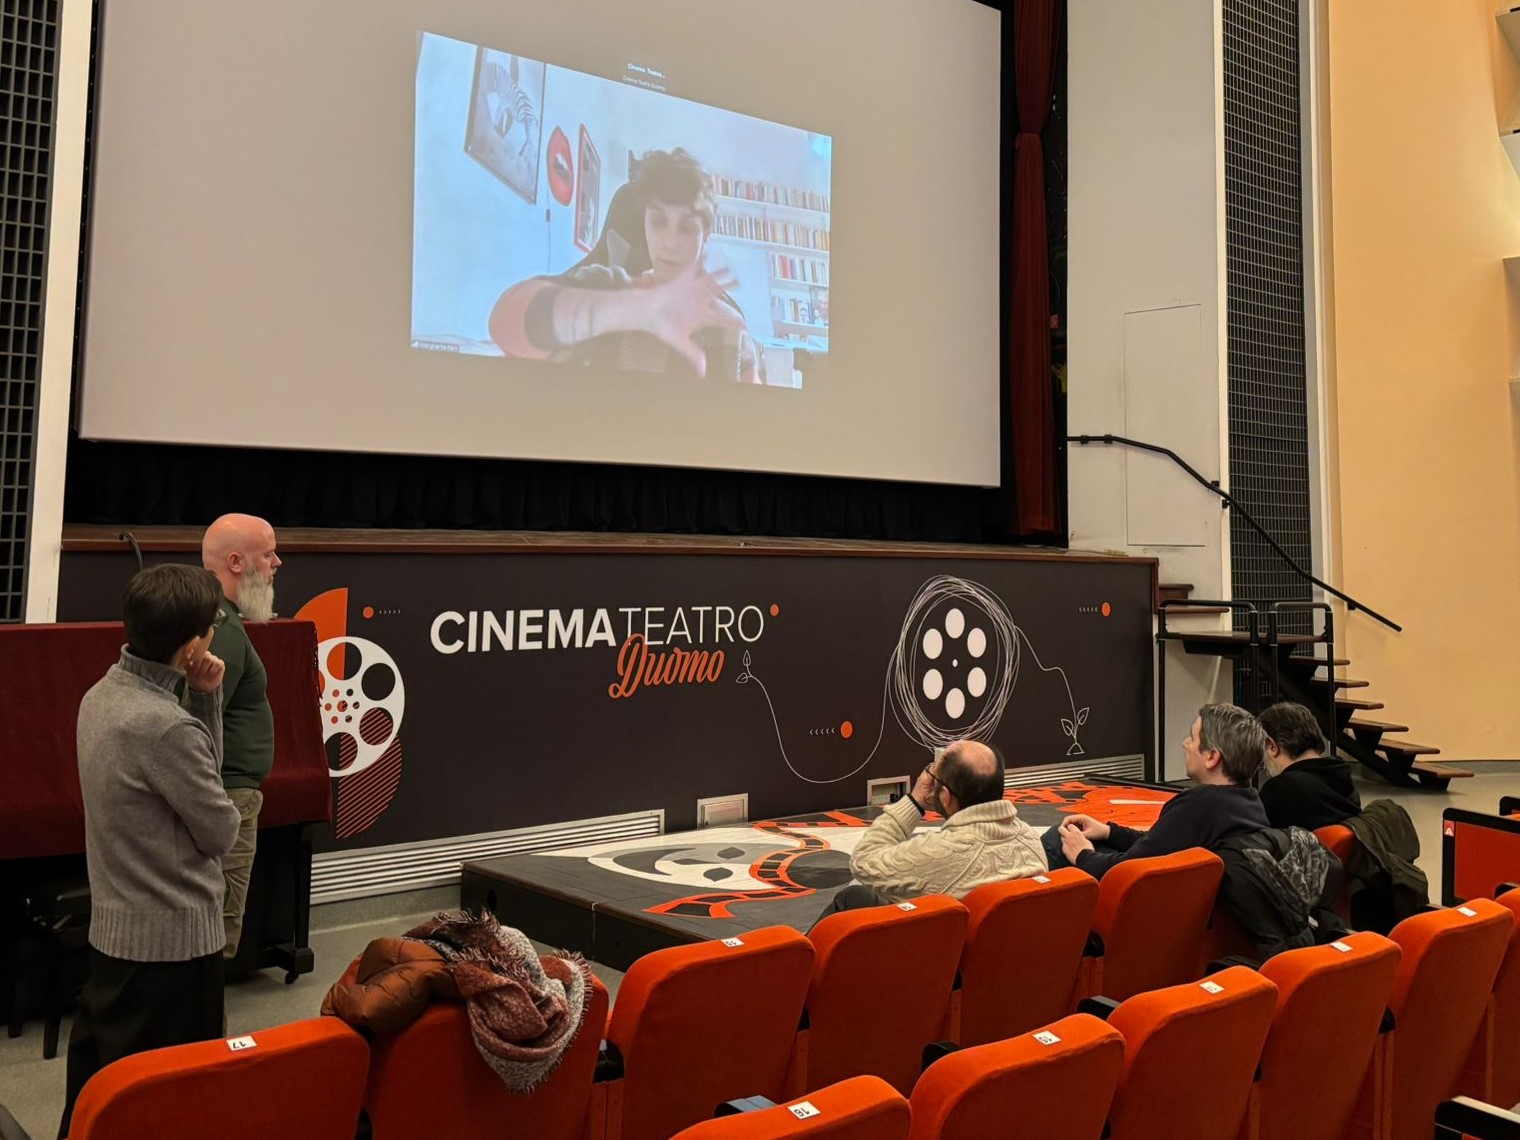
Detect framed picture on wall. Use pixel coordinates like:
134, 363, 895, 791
464, 47, 546, 204
575, 126, 601, 252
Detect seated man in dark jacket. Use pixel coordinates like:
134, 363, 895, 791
1257, 701, 1361, 830
1045, 702, 1270, 879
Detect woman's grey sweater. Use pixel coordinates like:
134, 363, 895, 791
77, 650, 241, 961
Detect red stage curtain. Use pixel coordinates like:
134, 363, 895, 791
1009, 0, 1061, 535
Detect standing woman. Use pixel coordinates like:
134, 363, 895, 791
58, 564, 240, 1138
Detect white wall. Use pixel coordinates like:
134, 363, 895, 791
1066, 0, 1233, 777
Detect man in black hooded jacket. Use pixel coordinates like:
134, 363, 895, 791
1257, 702, 1361, 830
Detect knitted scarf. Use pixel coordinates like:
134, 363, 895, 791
406, 909, 593, 1093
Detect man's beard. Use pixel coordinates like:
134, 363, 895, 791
237, 572, 276, 623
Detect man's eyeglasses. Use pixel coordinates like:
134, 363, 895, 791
211, 609, 228, 630
922, 764, 960, 802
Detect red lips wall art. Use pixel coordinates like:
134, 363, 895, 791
547, 126, 573, 206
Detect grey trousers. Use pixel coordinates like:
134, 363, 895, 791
222, 788, 263, 959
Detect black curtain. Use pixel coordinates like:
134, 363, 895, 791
65, 436, 989, 539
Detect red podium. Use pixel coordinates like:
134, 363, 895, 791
0, 620, 331, 986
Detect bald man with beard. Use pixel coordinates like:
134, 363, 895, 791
201, 514, 282, 959
817, 739, 1047, 919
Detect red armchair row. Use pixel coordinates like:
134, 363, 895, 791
20, 849, 1518, 1140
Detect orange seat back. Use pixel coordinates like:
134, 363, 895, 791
805, 895, 968, 1095
1089, 848, 1224, 1000
669, 1075, 911, 1140
1106, 966, 1278, 1140
606, 926, 815, 1140
908, 1014, 1123, 1140
1374, 901, 1515, 1140
364, 975, 608, 1140
69, 1018, 369, 1140
956, 870, 1098, 1045
1255, 932, 1401, 1140
1462, 889, 1520, 1109
1313, 824, 1356, 864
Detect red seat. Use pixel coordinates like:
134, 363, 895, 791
1105, 966, 1277, 1140
67, 1018, 368, 1140
908, 1013, 1123, 1140
1461, 888, 1520, 1109
1252, 932, 1402, 1140
949, 870, 1098, 1045
1079, 849, 1224, 1001
669, 1076, 911, 1140
1347, 900, 1514, 1140
592, 925, 815, 1140
1314, 824, 1357, 921
799, 895, 967, 1096
363, 975, 608, 1140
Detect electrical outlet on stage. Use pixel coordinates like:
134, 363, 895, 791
696, 794, 750, 828
866, 776, 910, 807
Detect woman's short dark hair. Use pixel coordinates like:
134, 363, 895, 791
630, 148, 716, 235
122, 564, 222, 664
1258, 702, 1328, 761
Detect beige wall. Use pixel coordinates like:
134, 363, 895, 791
1326, 0, 1520, 757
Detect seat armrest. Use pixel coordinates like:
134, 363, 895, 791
595, 1039, 625, 1082
0, 1105, 34, 1140
1433, 1096, 1520, 1139
922, 1040, 961, 1070
1077, 996, 1121, 1020
715, 1097, 778, 1116
1496, 882, 1518, 898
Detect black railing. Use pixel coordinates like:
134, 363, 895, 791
1068, 434, 1400, 632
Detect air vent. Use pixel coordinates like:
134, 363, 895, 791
866, 776, 910, 806
310, 808, 664, 904
1003, 753, 1148, 789
696, 794, 749, 827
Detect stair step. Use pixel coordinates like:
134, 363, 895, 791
1159, 583, 1195, 601
1174, 632, 1320, 647
1377, 738, 1441, 757
1336, 696, 1386, 712
1347, 717, 1411, 736
1410, 761, 1474, 785
1304, 677, 1371, 689
1284, 655, 1351, 669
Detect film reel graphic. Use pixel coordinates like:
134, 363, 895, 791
316, 636, 406, 778
738, 574, 1089, 784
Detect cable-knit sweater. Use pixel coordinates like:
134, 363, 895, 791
77, 650, 241, 961
849, 795, 1048, 902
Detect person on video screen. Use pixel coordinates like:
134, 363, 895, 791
489, 148, 762, 382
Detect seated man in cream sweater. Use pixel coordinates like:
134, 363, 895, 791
818, 739, 1047, 918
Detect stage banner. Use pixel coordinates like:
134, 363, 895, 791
59, 551, 1154, 852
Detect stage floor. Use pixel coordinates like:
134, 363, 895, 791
462, 778, 1177, 970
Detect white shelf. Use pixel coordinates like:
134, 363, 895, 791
1497, 8, 1520, 175
710, 234, 830, 256
775, 319, 829, 333
1504, 130, 1520, 180
1499, 6, 1520, 64
716, 193, 829, 217
771, 276, 829, 290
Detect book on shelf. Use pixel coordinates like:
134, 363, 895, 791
770, 291, 829, 329
712, 213, 831, 251
768, 253, 830, 286
713, 173, 830, 213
